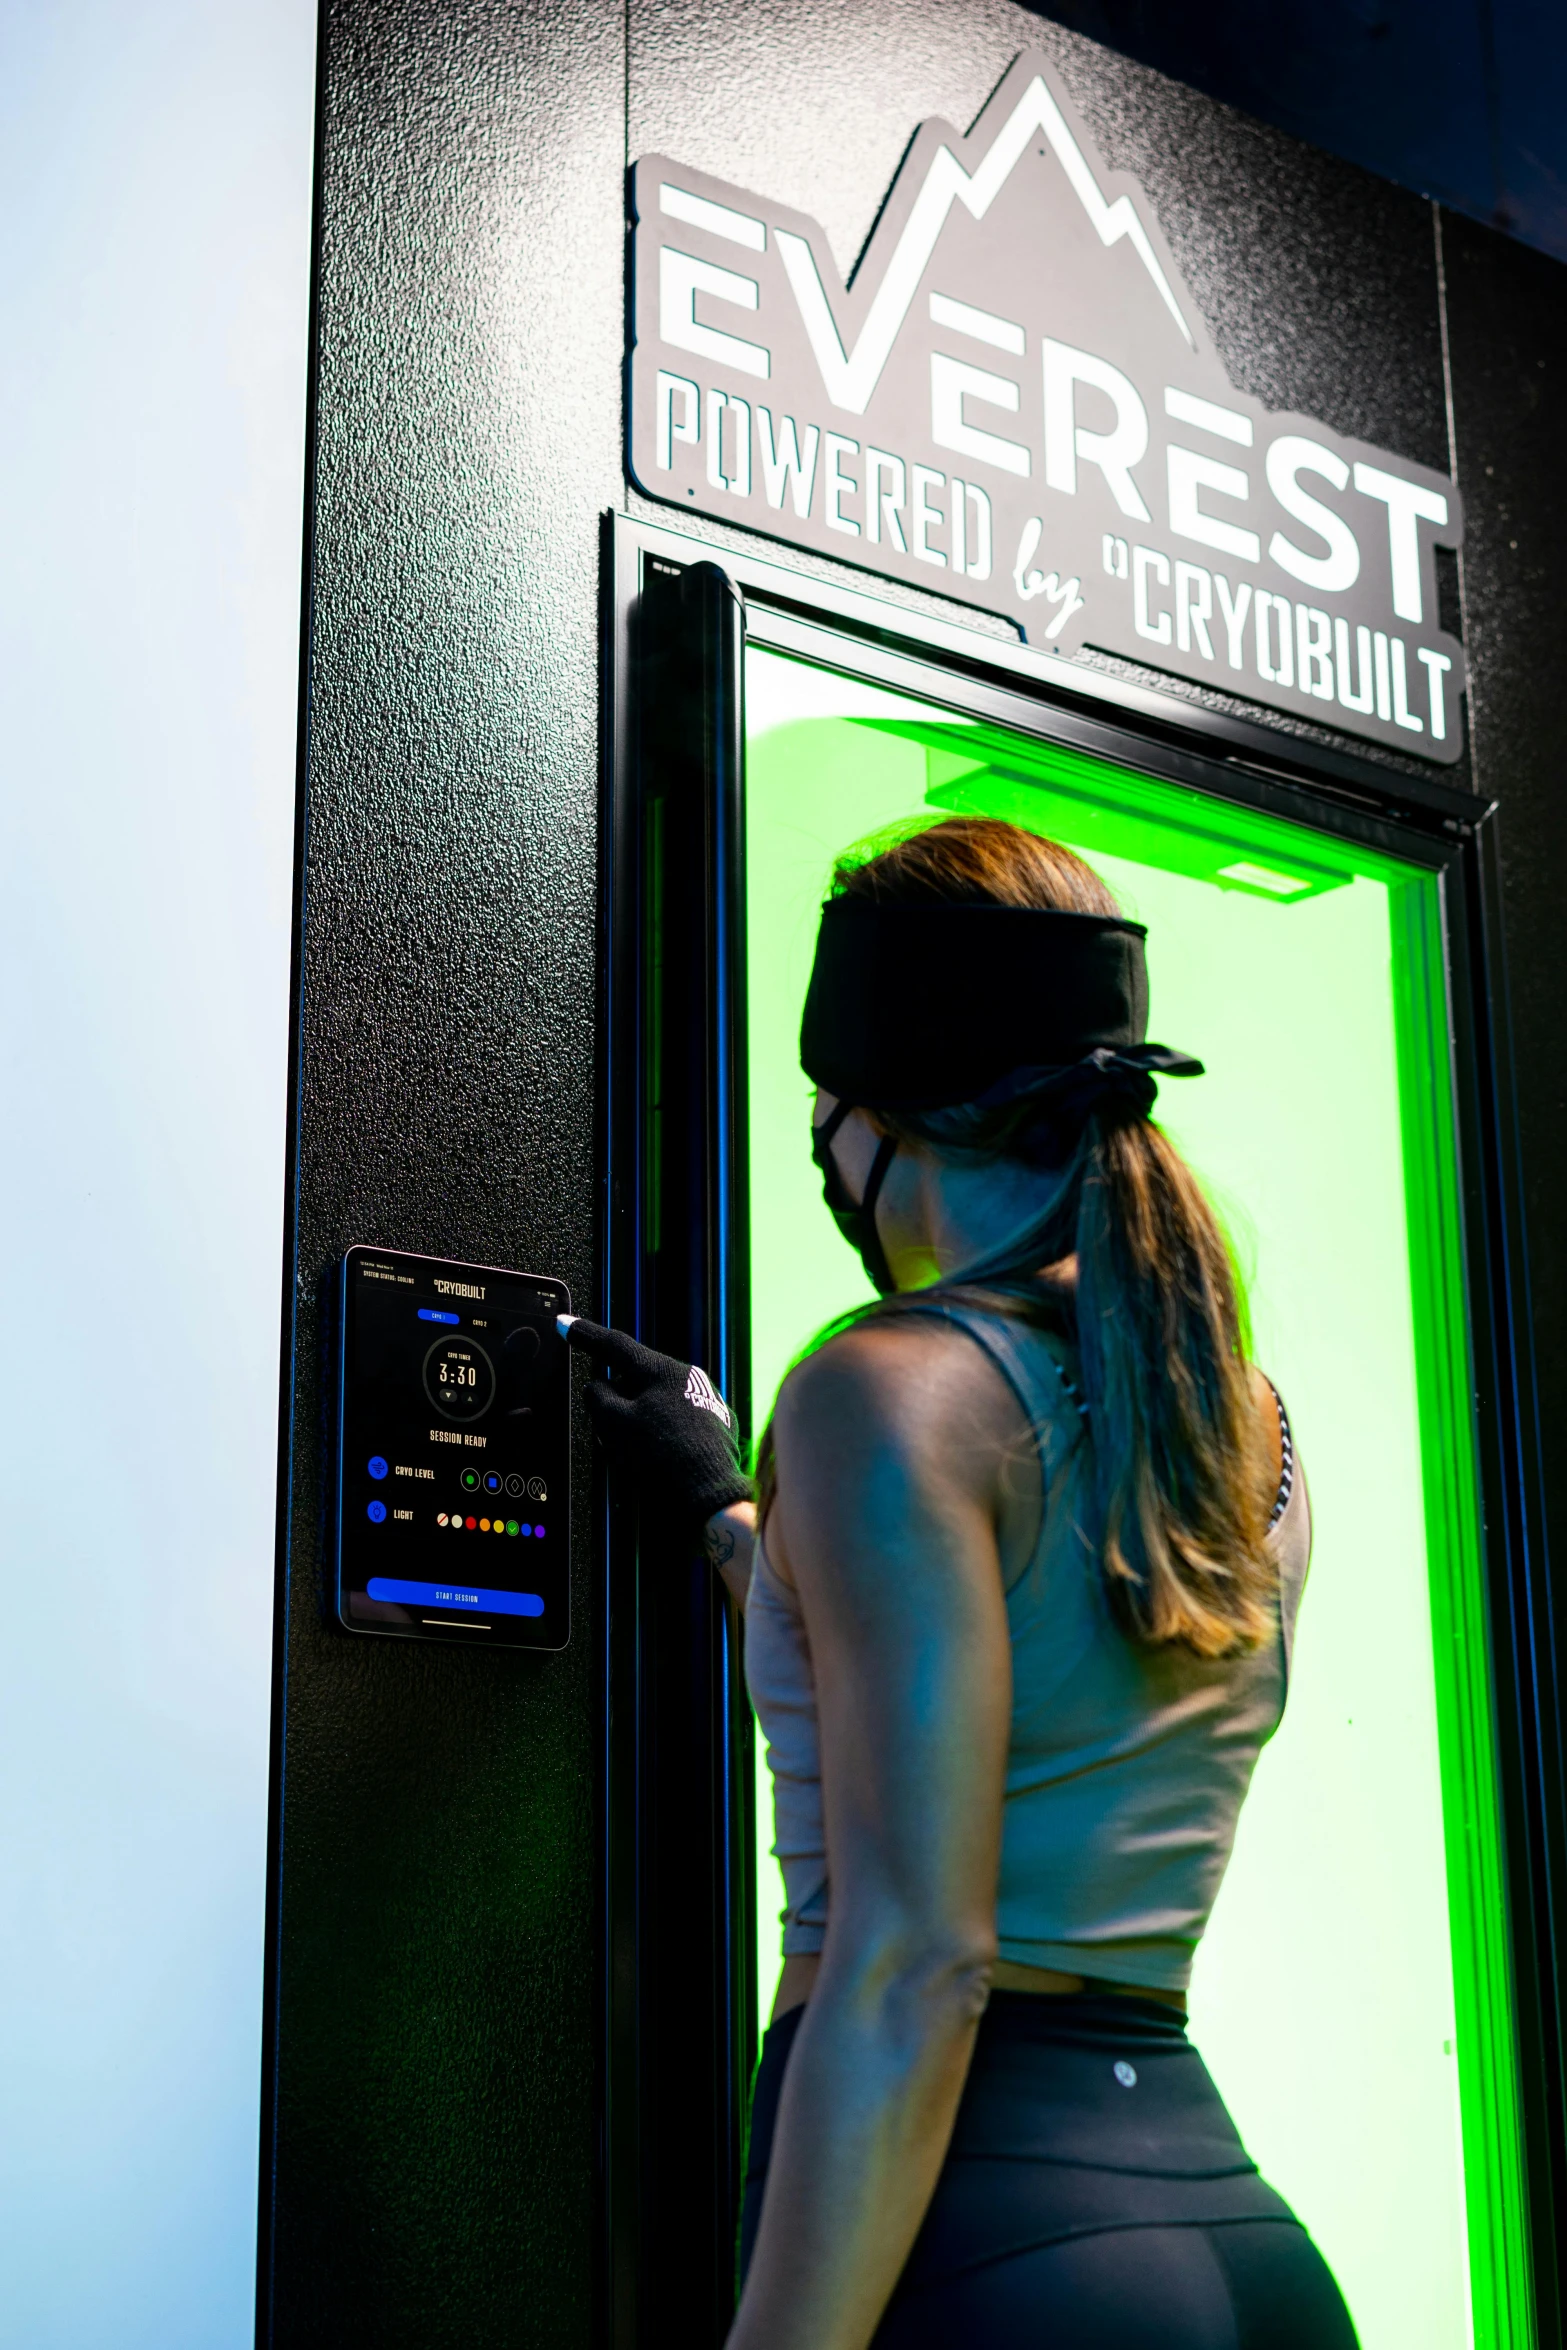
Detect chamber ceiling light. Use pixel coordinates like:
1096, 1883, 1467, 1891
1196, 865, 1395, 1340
1218, 861, 1311, 897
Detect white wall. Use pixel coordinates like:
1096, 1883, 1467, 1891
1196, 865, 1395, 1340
0, 4, 315, 2340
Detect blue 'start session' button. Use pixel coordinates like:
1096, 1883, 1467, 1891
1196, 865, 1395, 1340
366, 1577, 544, 1617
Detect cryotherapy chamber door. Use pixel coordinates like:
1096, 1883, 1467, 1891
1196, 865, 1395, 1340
738, 641, 1525, 2350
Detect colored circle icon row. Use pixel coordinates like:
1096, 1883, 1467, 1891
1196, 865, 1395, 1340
438, 1513, 544, 1537
460, 1468, 546, 1501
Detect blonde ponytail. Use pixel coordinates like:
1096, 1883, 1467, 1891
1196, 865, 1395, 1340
1073, 1112, 1274, 1657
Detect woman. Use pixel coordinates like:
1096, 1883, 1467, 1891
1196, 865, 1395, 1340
568, 818, 1358, 2349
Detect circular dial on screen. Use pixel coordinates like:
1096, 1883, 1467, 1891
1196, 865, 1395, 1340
422, 1334, 496, 1422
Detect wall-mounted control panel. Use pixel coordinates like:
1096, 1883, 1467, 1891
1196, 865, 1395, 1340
336, 1245, 570, 1649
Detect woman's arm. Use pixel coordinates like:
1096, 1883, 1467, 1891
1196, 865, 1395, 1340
730, 1321, 1017, 2350
702, 1499, 756, 1611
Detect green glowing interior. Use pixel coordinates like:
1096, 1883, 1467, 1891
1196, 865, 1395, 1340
741, 645, 1527, 2350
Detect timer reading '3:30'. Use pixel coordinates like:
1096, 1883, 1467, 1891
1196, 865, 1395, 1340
422, 1334, 496, 1421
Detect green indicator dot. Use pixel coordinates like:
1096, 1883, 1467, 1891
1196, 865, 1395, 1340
506, 1519, 519, 1536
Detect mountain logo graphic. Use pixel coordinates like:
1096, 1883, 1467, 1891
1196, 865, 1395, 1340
629, 49, 1464, 763
684, 1364, 732, 1426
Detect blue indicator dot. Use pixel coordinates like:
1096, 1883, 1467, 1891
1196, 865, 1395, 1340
368, 1455, 388, 1481
367, 1499, 387, 1524
520, 1523, 532, 1537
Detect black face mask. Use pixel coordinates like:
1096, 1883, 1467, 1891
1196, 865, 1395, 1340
812, 1101, 899, 1296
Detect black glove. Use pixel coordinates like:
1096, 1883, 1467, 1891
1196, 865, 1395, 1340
564, 1318, 751, 1539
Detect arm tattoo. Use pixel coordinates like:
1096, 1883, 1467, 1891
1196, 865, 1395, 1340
702, 1519, 738, 1568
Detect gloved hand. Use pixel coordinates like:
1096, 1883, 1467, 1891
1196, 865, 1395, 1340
562, 1317, 751, 1539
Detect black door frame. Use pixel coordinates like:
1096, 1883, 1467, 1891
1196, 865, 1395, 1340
600, 508, 1565, 2349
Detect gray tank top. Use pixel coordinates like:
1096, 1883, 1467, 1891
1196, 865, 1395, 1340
745, 1298, 1311, 1994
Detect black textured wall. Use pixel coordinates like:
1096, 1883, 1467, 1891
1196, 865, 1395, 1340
1442, 213, 1567, 2205
270, 6, 1567, 2345
265, 4, 622, 2342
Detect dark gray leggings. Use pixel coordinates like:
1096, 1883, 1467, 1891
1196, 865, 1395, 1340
740, 1993, 1360, 2348
864, 2216, 1358, 2349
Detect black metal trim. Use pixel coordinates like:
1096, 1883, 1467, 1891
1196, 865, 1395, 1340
1449, 807, 1566, 2347
602, 544, 755, 2345
617, 510, 1484, 828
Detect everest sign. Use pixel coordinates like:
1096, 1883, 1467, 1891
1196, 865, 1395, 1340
628, 53, 1465, 762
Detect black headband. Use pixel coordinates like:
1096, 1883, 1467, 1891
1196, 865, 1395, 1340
799, 896, 1199, 1112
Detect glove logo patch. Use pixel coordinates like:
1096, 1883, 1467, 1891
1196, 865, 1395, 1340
684, 1364, 732, 1426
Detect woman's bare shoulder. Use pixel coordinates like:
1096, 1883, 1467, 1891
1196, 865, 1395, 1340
768, 1315, 1027, 1610
774, 1311, 1026, 1481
